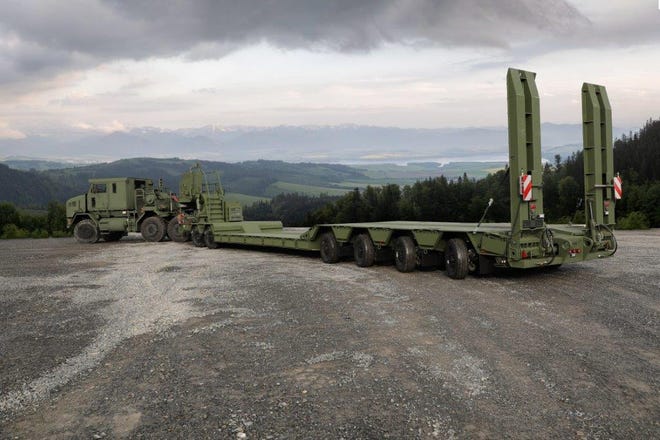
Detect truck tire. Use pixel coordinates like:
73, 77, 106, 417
141, 216, 166, 242
191, 228, 205, 247
354, 233, 375, 267
320, 231, 340, 264
204, 228, 220, 249
167, 217, 190, 242
394, 236, 416, 273
445, 238, 469, 280
102, 231, 124, 242
73, 219, 99, 244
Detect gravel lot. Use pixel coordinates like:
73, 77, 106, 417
1, 230, 658, 439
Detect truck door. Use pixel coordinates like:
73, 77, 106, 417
89, 182, 109, 212
106, 181, 124, 211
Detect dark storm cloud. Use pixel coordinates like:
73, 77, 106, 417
0, 0, 623, 87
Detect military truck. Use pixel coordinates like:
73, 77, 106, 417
184, 68, 620, 279
66, 177, 190, 243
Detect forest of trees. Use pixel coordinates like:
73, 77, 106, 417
247, 119, 660, 230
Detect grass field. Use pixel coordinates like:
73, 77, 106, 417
257, 162, 507, 199
353, 161, 506, 182
264, 181, 350, 197
225, 192, 270, 206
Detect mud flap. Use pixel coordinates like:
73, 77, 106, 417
479, 255, 496, 276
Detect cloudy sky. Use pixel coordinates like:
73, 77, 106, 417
1, 0, 659, 139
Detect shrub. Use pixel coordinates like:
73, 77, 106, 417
1, 224, 30, 239
30, 229, 49, 239
617, 211, 650, 230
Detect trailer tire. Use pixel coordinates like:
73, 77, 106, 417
445, 238, 469, 279
191, 228, 205, 247
204, 228, 220, 249
141, 216, 166, 242
167, 217, 190, 242
394, 236, 416, 273
73, 219, 99, 244
354, 233, 375, 267
320, 232, 340, 264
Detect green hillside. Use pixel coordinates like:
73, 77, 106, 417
0, 158, 368, 208
0, 164, 65, 208
4, 157, 491, 208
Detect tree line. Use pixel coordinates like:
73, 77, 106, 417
0, 201, 68, 239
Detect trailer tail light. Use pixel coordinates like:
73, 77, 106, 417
569, 248, 582, 257
521, 250, 528, 259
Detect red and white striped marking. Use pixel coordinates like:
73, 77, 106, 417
613, 176, 623, 200
520, 174, 532, 201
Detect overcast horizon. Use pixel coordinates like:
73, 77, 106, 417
1, 0, 658, 156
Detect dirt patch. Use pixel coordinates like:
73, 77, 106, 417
1, 231, 659, 438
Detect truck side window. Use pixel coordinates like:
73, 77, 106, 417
93, 183, 107, 193
112, 183, 117, 193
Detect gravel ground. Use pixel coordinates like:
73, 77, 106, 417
0, 231, 658, 439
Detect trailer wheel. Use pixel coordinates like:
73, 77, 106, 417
204, 228, 220, 249
191, 228, 205, 247
102, 231, 124, 242
354, 233, 375, 267
73, 219, 99, 244
320, 232, 340, 264
445, 238, 469, 280
167, 217, 190, 242
141, 216, 166, 242
394, 236, 416, 273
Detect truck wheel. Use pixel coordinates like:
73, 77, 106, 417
204, 228, 220, 249
445, 238, 469, 280
191, 228, 205, 247
394, 236, 416, 273
320, 232, 340, 264
73, 219, 99, 244
167, 217, 190, 242
354, 233, 375, 267
141, 216, 166, 242
103, 231, 124, 242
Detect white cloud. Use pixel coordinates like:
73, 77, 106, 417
0, 0, 657, 138
0, 121, 26, 139
72, 120, 128, 133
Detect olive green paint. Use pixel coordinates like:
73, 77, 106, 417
582, 83, 615, 227
186, 68, 618, 277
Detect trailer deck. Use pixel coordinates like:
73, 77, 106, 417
201, 219, 615, 273
185, 68, 619, 279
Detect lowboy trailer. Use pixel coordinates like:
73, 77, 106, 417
186, 68, 619, 279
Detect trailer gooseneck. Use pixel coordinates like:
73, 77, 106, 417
185, 68, 619, 279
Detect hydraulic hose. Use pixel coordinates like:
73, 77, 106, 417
597, 223, 618, 256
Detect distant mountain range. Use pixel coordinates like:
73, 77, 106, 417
0, 123, 631, 165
